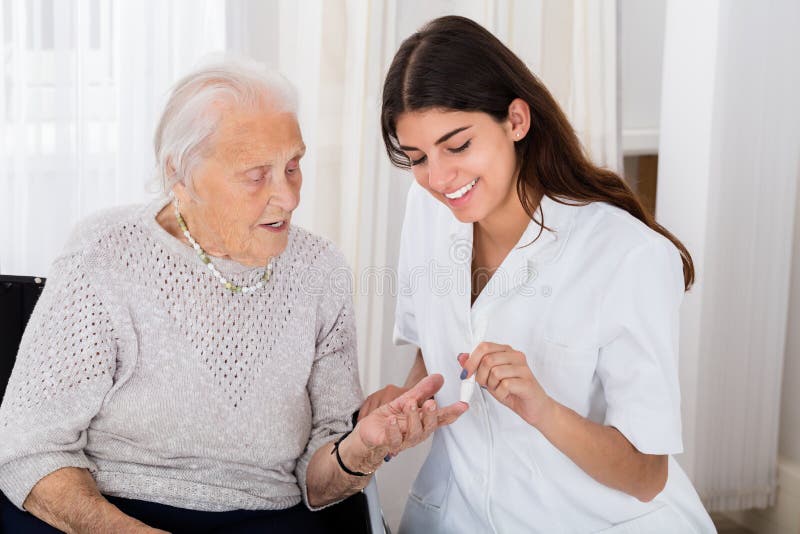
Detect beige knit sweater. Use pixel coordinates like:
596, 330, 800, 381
0, 198, 363, 512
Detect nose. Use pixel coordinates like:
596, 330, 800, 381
267, 171, 300, 213
427, 156, 457, 193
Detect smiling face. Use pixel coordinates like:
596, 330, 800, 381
172, 103, 304, 267
395, 103, 528, 225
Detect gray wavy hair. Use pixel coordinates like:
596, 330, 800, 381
153, 57, 298, 194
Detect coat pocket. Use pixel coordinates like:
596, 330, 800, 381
399, 436, 454, 534
532, 339, 598, 412
407, 434, 453, 511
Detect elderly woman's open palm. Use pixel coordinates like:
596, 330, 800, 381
355, 374, 467, 464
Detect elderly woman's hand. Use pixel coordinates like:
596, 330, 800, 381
352, 374, 467, 465
357, 384, 409, 422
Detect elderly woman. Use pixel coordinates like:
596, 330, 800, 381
0, 60, 467, 533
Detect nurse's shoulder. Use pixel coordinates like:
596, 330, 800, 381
569, 200, 684, 283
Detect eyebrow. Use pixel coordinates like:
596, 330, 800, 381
398, 126, 472, 151
242, 145, 307, 170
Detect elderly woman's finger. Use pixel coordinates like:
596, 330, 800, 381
359, 384, 411, 421
436, 401, 469, 426
404, 400, 423, 444
386, 416, 403, 455
390, 374, 444, 410
421, 399, 438, 435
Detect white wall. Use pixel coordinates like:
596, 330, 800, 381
619, 0, 665, 155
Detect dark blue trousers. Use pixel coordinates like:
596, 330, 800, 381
1, 493, 335, 533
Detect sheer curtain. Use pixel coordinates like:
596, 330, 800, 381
1, 0, 619, 388
533, 0, 620, 171
1, 1, 623, 528
0, 0, 225, 276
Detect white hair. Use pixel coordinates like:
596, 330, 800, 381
153, 56, 298, 194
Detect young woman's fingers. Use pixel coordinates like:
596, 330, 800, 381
493, 377, 528, 404
485, 362, 519, 391
463, 342, 509, 377
357, 395, 380, 422
464, 343, 513, 379
474, 350, 517, 386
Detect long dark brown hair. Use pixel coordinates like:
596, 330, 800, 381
381, 15, 694, 290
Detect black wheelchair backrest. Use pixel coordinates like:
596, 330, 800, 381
0, 275, 46, 402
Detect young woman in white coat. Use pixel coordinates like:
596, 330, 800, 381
359, 15, 716, 534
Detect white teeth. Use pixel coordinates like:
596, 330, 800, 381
266, 221, 284, 228
444, 178, 478, 200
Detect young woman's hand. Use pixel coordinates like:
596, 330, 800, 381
460, 342, 554, 428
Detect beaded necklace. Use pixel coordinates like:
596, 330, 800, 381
173, 199, 273, 294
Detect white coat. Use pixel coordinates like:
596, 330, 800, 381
394, 182, 715, 533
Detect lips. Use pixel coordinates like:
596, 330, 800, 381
444, 177, 479, 200
442, 177, 479, 209
259, 220, 287, 233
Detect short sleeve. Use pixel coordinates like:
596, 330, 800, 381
595, 239, 685, 455
393, 184, 422, 347
294, 248, 363, 511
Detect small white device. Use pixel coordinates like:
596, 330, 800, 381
460, 315, 488, 403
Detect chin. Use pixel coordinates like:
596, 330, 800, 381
450, 211, 478, 223
268, 240, 288, 259
251, 240, 287, 263
433, 190, 488, 224
445, 203, 488, 224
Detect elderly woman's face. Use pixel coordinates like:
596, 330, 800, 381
175, 104, 304, 266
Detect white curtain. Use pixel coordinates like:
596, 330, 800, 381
0, 0, 225, 276
658, 0, 800, 512
1, 0, 619, 386
533, 0, 620, 171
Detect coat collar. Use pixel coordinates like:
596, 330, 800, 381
446, 195, 580, 302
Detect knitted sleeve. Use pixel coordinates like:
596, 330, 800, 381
0, 248, 117, 509
294, 245, 364, 511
